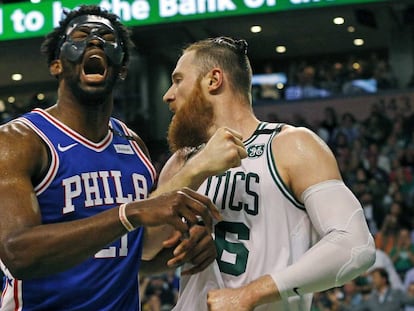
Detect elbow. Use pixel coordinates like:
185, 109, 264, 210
352, 231, 376, 274
1, 236, 38, 279
337, 233, 376, 285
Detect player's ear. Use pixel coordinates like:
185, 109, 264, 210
49, 60, 63, 77
207, 68, 223, 92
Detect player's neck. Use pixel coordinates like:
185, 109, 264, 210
213, 105, 259, 141
47, 102, 112, 143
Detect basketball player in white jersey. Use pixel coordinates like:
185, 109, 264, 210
160, 37, 376, 310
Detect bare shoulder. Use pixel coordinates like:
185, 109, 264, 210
272, 124, 342, 199
275, 125, 333, 156
0, 120, 47, 176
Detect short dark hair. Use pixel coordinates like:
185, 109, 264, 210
372, 267, 390, 285
40, 5, 133, 66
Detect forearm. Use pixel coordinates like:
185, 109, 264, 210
240, 275, 281, 307
2, 206, 126, 279
151, 155, 208, 198
271, 181, 376, 299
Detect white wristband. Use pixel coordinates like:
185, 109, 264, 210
119, 203, 135, 232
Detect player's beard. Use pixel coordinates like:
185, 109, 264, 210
167, 81, 214, 153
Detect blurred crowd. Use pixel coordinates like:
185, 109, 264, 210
253, 52, 408, 102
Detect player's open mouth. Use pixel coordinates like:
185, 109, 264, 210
81, 54, 107, 83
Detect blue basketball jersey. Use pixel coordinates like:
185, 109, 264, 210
0, 108, 156, 311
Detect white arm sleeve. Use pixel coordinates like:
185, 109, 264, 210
271, 180, 376, 299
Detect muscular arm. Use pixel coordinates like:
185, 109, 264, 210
207, 126, 376, 310
0, 122, 131, 278
0, 123, 221, 279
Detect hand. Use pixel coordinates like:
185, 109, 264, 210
207, 287, 253, 311
134, 187, 221, 235
163, 225, 217, 274
191, 127, 248, 176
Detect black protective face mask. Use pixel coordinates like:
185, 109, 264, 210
58, 15, 124, 65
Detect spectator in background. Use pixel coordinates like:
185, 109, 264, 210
317, 106, 338, 144
331, 132, 350, 159
342, 57, 376, 95
285, 64, 331, 100
143, 275, 177, 311
164, 270, 180, 304
363, 153, 390, 209
318, 62, 344, 96
390, 165, 414, 209
332, 112, 360, 146
367, 248, 404, 290
375, 213, 401, 255
403, 267, 414, 311
353, 267, 414, 311
340, 279, 364, 310
373, 59, 398, 90
364, 142, 391, 175
347, 138, 367, 178
399, 138, 414, 172
390, 228, 414, 281
258, 63, 281, 100
406, 283, 414, 311
362, 104, 393, 146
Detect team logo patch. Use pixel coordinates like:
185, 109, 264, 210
114, 144, 134, 154
247, 144, 265, 158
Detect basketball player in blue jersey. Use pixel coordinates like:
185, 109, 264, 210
161, 37, 377, 310
0, 7, 247, 311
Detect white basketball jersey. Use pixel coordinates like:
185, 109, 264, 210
173, 122, 319, 311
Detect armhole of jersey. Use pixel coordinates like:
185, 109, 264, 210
112, 118, 157, 184
266, 123, 305, 210
15, 117, 59, 195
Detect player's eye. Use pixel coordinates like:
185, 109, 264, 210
102, 33, 116, 43
70, 29, 89, 42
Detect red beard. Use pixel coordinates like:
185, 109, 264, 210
167, 82, 214, 152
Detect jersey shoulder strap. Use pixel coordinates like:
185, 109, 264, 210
252, 122, 284, 136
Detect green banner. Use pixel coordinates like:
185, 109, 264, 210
0, 0, 384, 41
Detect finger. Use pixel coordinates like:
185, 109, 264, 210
167, 245, 188, 268
167, 225, 208, 267
176, 189, 206, 222
222, 127, 243, 141
176, 225, 208, 256
179, 188, 222, 222
173, 234, 196, 256
162, 230, 182, 248
176, 190, 214, 230
237, 145, 248, 159
181, 230, 216, 272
